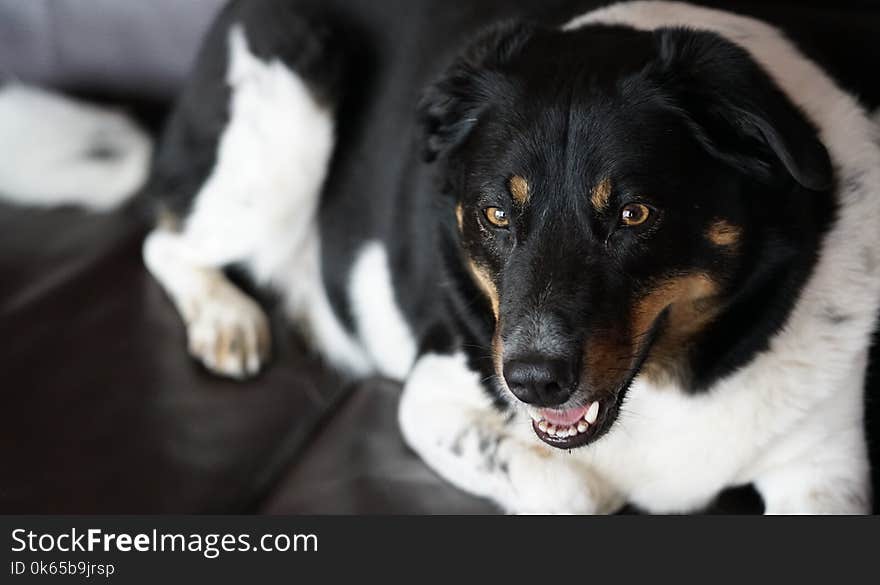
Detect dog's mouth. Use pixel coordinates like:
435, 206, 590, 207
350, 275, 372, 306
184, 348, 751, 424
520, 309, 668, 450
527, 400, 615, 449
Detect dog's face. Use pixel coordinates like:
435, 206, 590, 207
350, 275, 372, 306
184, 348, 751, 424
420, 24, 831, 449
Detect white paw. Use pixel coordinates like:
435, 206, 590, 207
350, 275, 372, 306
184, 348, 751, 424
184, 284, 271, 379
501, 446, 622, 515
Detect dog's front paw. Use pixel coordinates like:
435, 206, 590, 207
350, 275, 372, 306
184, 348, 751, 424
501, 447, 623, 515
184, 284, 271, 379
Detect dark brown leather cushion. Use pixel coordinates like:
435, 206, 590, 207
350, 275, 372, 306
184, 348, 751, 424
260, 379, 497, 514
0, 203, 349, 512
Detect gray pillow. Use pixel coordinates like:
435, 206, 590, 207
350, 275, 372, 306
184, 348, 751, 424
0, 0, 223, 98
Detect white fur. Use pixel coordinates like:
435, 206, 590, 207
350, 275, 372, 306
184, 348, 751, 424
401, 2, 880, 514
0, 83, 151, 210
349, 242, 418, 380
275, 230, 374, 377
400, 352, 624, 513
179, 25, 334, 270
145, 24, 371, 379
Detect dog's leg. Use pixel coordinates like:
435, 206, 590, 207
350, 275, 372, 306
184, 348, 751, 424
143, 9, 342, 379
399, 352, 624, 514
143, 229, 271, 379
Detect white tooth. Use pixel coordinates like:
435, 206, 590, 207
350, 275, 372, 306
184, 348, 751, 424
586, 402, 600, 424
529, 409, 542, 422
537, 420, 548, 432
547, 424, 557, 436
565, 427, 576, 438
577, 421, 588, 433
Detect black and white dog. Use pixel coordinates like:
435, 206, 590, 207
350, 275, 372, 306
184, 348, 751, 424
4, 0, 880, 513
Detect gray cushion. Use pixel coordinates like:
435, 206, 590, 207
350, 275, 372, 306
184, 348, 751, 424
0, 0, 223, 98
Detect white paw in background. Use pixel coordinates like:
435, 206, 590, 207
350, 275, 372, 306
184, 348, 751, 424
183, 282, 271, 380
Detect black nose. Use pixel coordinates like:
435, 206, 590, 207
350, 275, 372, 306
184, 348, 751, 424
503, 357, 575, 406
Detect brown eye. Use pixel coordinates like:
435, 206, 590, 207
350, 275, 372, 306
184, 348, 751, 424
484, 207, 509, 228
620, 203, 651, 227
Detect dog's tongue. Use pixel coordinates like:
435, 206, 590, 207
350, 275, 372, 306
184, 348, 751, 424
539, 405, 589, 426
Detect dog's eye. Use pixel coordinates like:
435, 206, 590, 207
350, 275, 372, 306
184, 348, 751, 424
620, 203, 651, 227
484, 207, 509, 228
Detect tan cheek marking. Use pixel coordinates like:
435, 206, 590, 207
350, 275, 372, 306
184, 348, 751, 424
582, 333, 632, 395
632, 274, 720, 384
590, 177, 612, 212
492, 328, 506, 390
455, 203, 464, 233
509, 175, 530, 206
632, 274, 717, 337
706, 220, 742, 247
467, 259, 500, 320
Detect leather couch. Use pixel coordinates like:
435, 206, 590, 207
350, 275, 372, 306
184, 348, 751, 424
2, 0, 878, 514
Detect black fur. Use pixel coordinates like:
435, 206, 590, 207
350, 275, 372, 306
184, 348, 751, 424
147, 0, 345, 218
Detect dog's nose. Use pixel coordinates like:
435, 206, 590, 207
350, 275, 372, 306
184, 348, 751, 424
503, 357, 575, 406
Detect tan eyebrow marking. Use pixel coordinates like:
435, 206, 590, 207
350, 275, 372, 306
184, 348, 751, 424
590, 177, 612, 211
706, 220, 742, 247
509, 175, 530, 206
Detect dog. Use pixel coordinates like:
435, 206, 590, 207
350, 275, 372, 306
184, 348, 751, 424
3, 0, 880, 514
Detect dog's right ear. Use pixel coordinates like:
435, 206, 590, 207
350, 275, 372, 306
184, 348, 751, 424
651, 28, 832, 191
418, 21, 535, 162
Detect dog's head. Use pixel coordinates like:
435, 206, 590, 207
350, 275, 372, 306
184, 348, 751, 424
420, 23, 832, 449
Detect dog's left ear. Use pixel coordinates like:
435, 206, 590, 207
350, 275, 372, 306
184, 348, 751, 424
652, 29, 832, 191
418, 20, 535, 163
